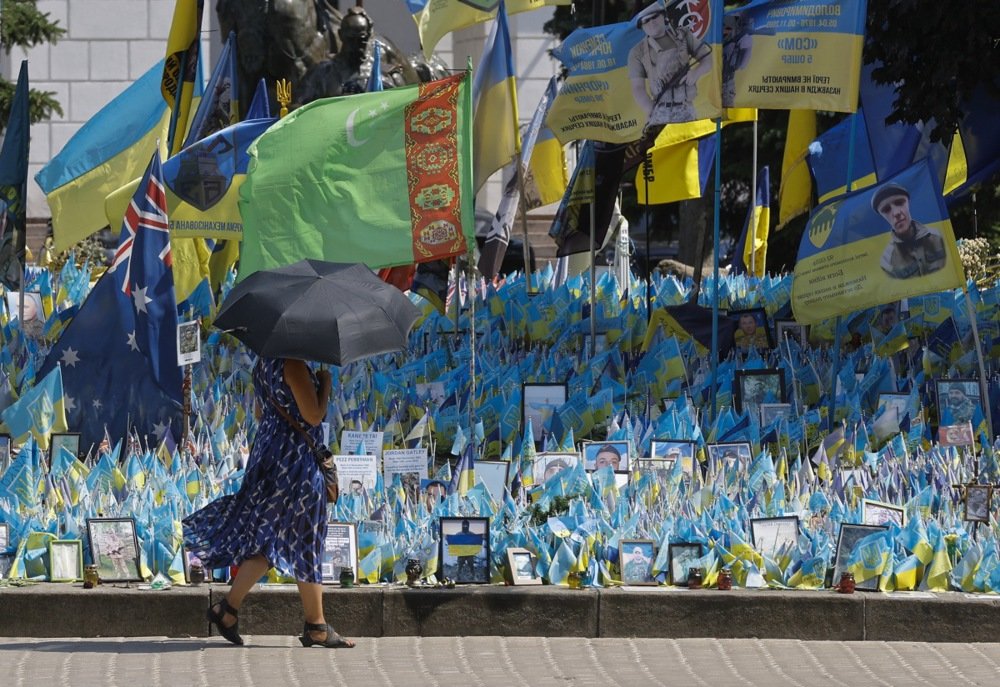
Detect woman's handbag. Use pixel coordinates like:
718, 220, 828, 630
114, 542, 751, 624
266, 394, 339, 503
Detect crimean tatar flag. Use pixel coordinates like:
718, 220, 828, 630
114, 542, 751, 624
237, 73, 475, 281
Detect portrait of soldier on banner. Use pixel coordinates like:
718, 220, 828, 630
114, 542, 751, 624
873, 182, 948, 279
628, 0, 718, 128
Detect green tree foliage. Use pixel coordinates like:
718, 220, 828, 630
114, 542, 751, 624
0, 0, 65, 133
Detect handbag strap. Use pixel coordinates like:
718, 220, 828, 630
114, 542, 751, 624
265, 391, 324, 455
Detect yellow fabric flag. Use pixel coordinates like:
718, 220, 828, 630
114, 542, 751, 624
777, 110, 816, 230
635, 138, 703, 205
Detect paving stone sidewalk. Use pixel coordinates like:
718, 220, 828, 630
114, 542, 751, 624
1, 636, 999, 686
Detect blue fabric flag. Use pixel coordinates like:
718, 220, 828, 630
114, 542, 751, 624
38, 151, 183, 453
0, 60, 30, 290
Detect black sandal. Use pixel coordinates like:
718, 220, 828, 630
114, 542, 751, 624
299, 622, 355, 648
207, 598, 244, 646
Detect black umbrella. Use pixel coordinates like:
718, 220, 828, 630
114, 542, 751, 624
214, 260, 421, 366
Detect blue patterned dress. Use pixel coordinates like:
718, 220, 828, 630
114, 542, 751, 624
183, 357, 327, 583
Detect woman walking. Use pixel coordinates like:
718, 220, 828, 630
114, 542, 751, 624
184, 356, 354, 648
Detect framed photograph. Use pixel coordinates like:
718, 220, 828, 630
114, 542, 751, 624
734, 368, 786, 419
833, 524, 888, 591
620, 539, 657, 585
731, 308, 772, 350
668, 542, 703, 586
0, 522, 9, 551
964, 485, 992, 523
0, 433, 12, 472
750, 516, 800, 562
439, 517, 490, 584
774, 319, 808, 346
863, 499, 906, 527
650, 439, 695, 475
870, 302, 900, 337
475, 460, 510, 502
176, 319, 201, 366
637, 459, 675, 482
0, 553, 13, 579
532, 452, 580, 485
876, 393, 909, 420
706, 442, 752, 467
48, 539, 84, 582
759, 403, 793, 427
522, 383, 567, 445
86, 517, 142, 582
935, 378, 981, 427
51, 432, 81, 464
321, 522, 358, 584
506, 547, 542, 586
581, 440, 630, 472
421, 478, 449, 509
5, 291, 44, 338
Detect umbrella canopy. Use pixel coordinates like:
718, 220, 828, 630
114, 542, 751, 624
214, 260, 421, 366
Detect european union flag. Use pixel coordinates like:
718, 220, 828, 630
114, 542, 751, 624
38, 151, 183, 454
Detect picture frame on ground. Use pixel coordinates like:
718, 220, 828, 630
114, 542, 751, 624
750, 516, 800, 562
506, 547, 542, 586
774, 319, 808, 347
48, 539, 84, 582
862, 499, 906, 527
522, 383, 568, 445
731, 308, 772, 351
637, 459, 675, 482
322, 522, 358, 584
533, 452, 580, 485
963, 485, 992, 523
0, 522, 9, 551
650, 440, 695, 475
86, 517, 142, 583
0, 553, 13, 579
619, 539, 657, 585
581, 440, 630, 472
935, 378, 981, 427
668, 542, 703, 586
833, 524, 888, 592
706, 442, 752, 467
0, 433, 9, 472
475, 460, 510, 502
734, 368, 786, 420
439, 517, 490, 584
759, 403, 793, 427
50, 432, 81, 465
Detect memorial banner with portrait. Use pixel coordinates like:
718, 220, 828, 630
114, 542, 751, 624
791, 159, 963, 325
547, 0, 722, 145
723, 0, 867, 112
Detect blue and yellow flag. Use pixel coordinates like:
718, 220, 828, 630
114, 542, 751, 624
524, 124, 567, 209
635, 134, 716, 205
0, 365, 67, 451
777, 109, 815, 229
731, 166, 770, 277
807, 112, 877, 203
791, 159, 964, 325
410, 0, 569, 60
547, 1, 722, 144
163, 0, 205, 154
723, 0, 867, 112
105, 117, 276, 241
0, 60, 29, 291
472, 1, 520, 192
36, 61, 170, 252
183, 30, 238, 149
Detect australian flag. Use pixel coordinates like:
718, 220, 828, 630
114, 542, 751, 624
39, 150, 183, 455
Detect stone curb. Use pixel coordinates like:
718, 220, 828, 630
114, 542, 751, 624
1, 584, 998, 640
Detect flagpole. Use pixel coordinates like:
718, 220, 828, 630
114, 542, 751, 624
642, 151, 653, 323
710, 118, 722, 422
963, 287, 993, 439
468, 259, 477, 441
515, 152, 532, 284
827, 113, 858, 431
750, 118, 758, 271
589, 183, 597, 358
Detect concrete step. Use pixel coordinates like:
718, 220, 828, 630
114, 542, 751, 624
1, 583, 997, 641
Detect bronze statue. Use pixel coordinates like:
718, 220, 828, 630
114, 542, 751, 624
216, 1, 425, 114
297, 6, 412, 104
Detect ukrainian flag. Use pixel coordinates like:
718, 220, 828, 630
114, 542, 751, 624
0, 366, 67, 451
36, 61, 170, 252
778, 110, 816, 229
525, 124, 567, 208
446, 530, 485, 558
472, 1, 520, 193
